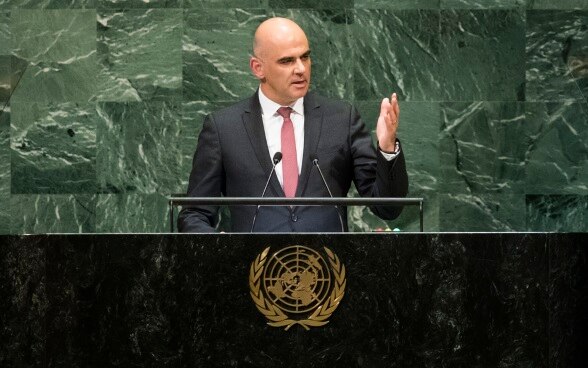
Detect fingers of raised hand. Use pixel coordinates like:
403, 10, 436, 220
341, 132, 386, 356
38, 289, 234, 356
379, 97, 391, 118
379, 93, 400, 132
391, 93, 399, 118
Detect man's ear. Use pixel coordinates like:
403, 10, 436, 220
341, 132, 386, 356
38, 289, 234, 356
250, 56, 264, 80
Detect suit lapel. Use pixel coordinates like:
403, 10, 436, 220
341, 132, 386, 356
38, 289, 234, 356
296, 92, 322, 197
242, 91, 285, 197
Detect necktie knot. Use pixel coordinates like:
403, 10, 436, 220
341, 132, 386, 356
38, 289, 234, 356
277, 106, 292, 119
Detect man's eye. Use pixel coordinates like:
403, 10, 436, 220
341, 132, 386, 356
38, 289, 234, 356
279, 59, 293, 64
301, 55, 310, 61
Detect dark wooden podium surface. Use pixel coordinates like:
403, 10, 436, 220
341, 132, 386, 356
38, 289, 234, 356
1, 233, 586, 367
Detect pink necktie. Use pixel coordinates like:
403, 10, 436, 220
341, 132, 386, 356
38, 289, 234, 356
277, 107, 298, 198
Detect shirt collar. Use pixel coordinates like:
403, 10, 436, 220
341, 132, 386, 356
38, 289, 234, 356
258, 87, 304, 117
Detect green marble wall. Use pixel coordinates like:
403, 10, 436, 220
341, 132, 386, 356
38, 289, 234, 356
0, 1, 587, 233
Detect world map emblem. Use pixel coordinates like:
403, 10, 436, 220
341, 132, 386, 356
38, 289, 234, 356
249, 245, 346, 330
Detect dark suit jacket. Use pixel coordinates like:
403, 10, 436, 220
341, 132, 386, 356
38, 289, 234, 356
178, 91, 408, 232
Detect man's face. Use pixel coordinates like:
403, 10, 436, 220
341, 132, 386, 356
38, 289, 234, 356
252, 33, 311, 105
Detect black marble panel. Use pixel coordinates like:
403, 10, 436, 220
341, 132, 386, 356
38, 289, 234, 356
439, 9, 526, 101
295, 233, 548, 367
183, 0, 266, 8
98, 0, 180, 8
10, 9, 97, 103
355, 0, 440, 9
526, 195, 588, 231
0, 237, 46, 367
0, 11, 9, 54
11, 102, 98, 194
527, 1, 588, 9
10, 194, 97, 234
526, 10, 588, 102
439, 193, 526, 231
440, 102, 527, 194
0, 233, 585, 367
9, 55, 28, 99
0, 0, 96, 8
95, 193, 169, 233
96, 8, 182, 102
269, 0, 353, 9
351, 9, 441, 101
0, 56, 9, 103
441, 0, 525, 9
548, 233, 588, 368
524, 102, 588, 195
96, 101, 183, 194
0, 107, 9, 235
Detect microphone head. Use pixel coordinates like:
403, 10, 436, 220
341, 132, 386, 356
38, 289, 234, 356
273, 152, 283, 164
311, 156, 319, 166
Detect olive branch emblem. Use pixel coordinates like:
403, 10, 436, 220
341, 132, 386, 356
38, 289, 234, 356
249, 246, 346, 331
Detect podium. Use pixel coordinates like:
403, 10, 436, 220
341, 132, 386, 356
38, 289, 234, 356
1, 233, 586, 367
169, 196, 425, 232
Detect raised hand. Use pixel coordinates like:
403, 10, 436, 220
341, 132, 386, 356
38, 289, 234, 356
376, 93, 400, 153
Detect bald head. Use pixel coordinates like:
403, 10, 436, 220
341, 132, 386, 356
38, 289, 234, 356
249, 17, 311, 105
253, 17, 308, 59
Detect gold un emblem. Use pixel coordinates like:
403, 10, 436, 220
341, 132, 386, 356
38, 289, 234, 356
249, 245, 346, 330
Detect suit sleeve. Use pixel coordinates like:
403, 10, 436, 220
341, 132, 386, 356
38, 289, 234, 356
177, 114, 225, 232
349, 105, 409, 220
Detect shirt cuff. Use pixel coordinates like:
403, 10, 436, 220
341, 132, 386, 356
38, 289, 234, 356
379, 141, 400, 161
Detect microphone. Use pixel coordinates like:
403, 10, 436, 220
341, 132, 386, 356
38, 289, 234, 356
311, 156, 345, 232
250, 152, 282, 232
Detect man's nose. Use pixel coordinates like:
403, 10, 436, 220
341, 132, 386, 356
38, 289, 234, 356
294, 58, 306, 74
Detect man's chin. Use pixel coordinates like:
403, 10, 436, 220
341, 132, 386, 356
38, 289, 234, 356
291, 86, 309, 98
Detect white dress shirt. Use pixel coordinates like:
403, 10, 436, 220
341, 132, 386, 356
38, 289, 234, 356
258, 88, 305, 187
257, 88, 399, 187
